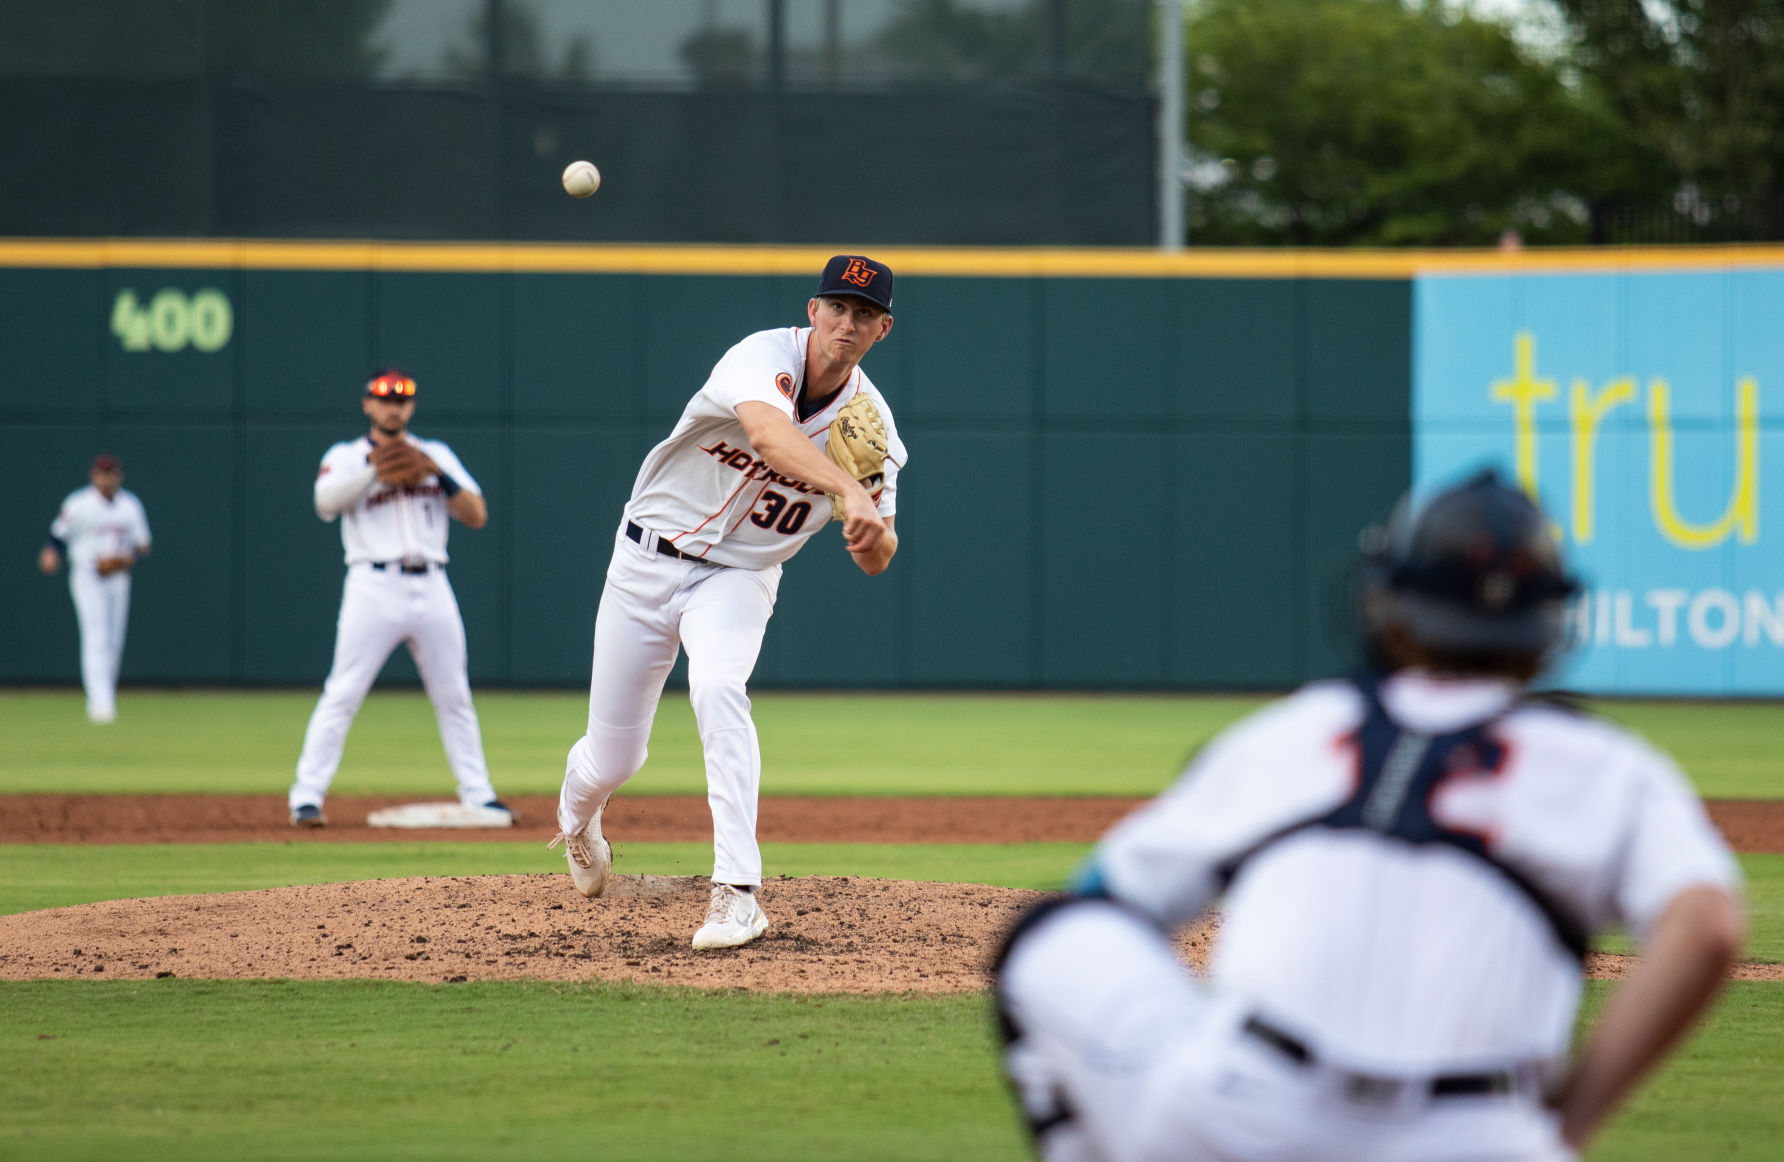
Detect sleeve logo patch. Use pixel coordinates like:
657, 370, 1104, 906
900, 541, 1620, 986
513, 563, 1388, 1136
775, 372, 795, 399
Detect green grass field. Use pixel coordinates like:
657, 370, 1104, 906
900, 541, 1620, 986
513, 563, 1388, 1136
3, 977, 1773, 1162
2, 688, 1780, 1160
5, 686, 1782, 798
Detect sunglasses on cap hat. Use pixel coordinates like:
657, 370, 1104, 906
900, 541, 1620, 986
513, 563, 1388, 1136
366, 372, 417, 398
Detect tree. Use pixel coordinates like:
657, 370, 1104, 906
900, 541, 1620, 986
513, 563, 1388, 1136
1184, 0, 1625, 245
1551, 0, 1784, 239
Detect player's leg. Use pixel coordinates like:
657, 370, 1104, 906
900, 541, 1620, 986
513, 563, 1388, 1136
996, 899, 1256, 1162
678, 564, 779, 890
558, 539, 685, 838
290, 569, 404, 817
106, 573, 131, 692
68, 568, 116, 723
406, 572, 498, 807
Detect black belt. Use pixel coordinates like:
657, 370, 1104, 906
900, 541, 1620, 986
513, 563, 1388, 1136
368, 561, 434, 575
626, 521, 705, 563
1241, 1016, 1515, 1100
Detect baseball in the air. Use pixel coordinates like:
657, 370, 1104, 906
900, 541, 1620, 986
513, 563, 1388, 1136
561, 160, 601, 198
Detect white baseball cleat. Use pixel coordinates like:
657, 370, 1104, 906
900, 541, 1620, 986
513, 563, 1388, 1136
548, 804, 611, 898
691, 882, 769, 950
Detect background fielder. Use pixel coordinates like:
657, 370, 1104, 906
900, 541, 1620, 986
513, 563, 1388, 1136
996, 470, 1744, 1162
288, 370, 508, 827
554, 254, 907, 950
38, 452, 151, 724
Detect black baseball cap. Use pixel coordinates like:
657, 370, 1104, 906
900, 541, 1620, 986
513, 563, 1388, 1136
816, 255, 894, 311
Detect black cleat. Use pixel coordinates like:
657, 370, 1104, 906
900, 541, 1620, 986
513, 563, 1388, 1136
291, 804, 327, 828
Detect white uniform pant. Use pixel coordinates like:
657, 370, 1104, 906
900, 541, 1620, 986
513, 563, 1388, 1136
559, 527, 781, 886
69, 566, 130, 721
290, 564, 496, 810
997, 902, 1575, 1162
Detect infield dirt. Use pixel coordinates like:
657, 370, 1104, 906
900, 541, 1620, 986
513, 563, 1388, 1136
7, 793, 1784, 850
3, 794, 1779, 991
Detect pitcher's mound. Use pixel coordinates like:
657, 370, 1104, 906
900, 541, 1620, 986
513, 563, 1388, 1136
2, 875, 1768, 990
0, 874, 1226, 993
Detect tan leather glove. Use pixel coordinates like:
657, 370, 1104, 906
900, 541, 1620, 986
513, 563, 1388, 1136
822, 394, 889, 520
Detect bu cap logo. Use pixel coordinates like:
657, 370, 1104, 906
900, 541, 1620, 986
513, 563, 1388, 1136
817, 254, 894, 311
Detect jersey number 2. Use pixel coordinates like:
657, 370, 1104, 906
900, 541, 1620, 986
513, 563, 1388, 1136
750, 490, 811, 535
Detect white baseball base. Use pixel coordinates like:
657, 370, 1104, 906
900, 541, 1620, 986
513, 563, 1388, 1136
366, 802, 515, 829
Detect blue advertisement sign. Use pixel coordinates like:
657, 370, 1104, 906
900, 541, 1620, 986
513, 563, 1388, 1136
1414, 267, 1784, 695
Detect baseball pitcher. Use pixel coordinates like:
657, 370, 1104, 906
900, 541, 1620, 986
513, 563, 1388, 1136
553, 255, 907, 950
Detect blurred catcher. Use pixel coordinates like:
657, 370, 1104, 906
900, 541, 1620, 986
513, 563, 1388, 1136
38, 453, 152, 724
995, 468, 1744, 1162
287, 370, 510, 829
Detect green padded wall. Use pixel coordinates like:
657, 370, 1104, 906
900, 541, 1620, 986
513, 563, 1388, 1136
3, 266, 1409, 690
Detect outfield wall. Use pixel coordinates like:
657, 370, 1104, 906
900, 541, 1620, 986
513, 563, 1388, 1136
1, 242, 1415, 690
16, 241, 1783, 694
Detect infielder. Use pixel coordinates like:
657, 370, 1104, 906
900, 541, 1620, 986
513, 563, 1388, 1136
288, 370, 508, 827
554, 255, 906, 950
996, 470, 1745, 1162
38, 453, 152, 724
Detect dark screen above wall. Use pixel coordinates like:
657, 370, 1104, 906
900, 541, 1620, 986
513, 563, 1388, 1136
0, 80, 1154, 245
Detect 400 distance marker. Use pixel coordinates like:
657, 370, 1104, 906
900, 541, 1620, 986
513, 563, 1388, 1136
111, 288, 234, 353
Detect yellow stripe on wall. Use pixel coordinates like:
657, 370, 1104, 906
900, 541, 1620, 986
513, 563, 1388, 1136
3, 237, 1784, 277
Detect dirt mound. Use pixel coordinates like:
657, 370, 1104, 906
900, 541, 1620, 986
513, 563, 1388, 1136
0, 873, 1214, 994
2, 873, 1773, 992
1585, 952, 1783, 982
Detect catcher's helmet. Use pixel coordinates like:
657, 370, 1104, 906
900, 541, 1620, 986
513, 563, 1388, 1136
1360, 468, 1580, 657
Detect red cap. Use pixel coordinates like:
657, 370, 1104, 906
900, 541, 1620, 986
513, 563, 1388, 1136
91, 453, 121, 472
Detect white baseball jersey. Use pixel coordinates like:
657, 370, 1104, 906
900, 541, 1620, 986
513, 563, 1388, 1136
313, 435, 480, 565
624, 326, 908, 571
1091, 669, 1740, 1076
50, 486, 151, 571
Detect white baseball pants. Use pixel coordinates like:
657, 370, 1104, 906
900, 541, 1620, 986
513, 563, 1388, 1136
290, 564, 497, 811
69, 566, 130, 722
998, 901, 1576, 1162
559, 527, 781, 887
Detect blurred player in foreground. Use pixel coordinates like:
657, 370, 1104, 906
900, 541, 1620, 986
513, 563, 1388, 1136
995, 469, 1744, 1162
554, 255, 907, 949
288, 370, 508, 828
38, 452, 152, 724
